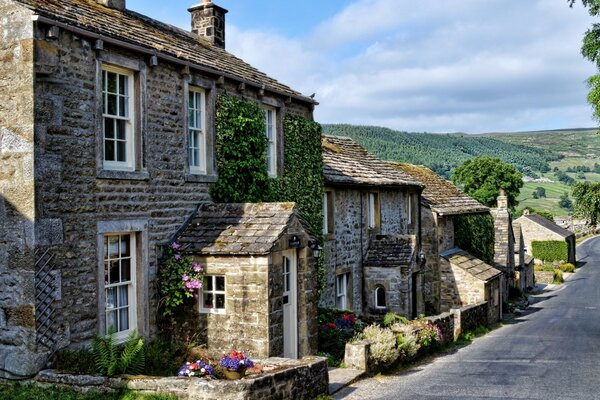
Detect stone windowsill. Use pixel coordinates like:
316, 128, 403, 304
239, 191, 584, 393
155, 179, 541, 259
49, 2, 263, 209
185, 173, 218, 184
97, 170, 150, 181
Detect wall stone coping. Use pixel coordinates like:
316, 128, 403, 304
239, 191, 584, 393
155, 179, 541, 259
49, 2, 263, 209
34, 356, 328, 399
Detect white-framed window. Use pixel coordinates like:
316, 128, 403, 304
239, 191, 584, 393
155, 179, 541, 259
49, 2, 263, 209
188, 87, 206, 174
104, 233, 137, 340
336, 273, 350, 310
102, 66, 135, 171
264, 106, 277, 177
323, 191, 334, 235
375, 286, 386, 309
407, 193, 414, 225
200, 275, 226, 314
368, 192, 380, 229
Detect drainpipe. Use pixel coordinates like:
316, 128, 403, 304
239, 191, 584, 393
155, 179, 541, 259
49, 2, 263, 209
360, 191, 365, 315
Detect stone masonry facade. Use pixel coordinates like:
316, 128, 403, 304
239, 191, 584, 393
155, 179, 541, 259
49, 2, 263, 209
0, 0, 317, 376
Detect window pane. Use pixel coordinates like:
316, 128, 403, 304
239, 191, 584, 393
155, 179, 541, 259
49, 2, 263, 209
105, 139, 115, 161
108, 237, 119, 257
121, 259, 131, 282
119, 95, 126, 118
107, 94, 117, 115
106, 287, 116, 309
189, 91, 194, 108
104, 118, 115, 139
117, 140, 127, 162
216, 276, 225, 291
107, 309, 117, 332
107, 72, 117, 93
216, 294, 225, 309
119, 307, 129, 331
109, 260, 120, 284
116, 120, 126, 140
119, 74, 127, 96
376, 288, 386, 307
120, 235, 130, 256
204, 293, 214, 308
118, 285, 128, 308
206, 276, 213, 291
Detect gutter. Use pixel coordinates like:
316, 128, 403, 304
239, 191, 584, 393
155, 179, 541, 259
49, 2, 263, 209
31, 14, 318, 106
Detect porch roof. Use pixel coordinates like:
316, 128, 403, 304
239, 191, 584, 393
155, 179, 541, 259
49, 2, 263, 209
364, 235, 416, 267
441, 248, 502, 282
177, 202, 301, 255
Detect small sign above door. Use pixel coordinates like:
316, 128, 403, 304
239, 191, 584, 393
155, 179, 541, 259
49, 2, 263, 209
288, 235, 301, 248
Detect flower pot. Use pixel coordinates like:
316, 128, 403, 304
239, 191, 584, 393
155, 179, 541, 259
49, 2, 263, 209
223, 367, 246, 380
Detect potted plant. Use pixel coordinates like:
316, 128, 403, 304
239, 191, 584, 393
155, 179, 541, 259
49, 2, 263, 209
220, 351, 254, 380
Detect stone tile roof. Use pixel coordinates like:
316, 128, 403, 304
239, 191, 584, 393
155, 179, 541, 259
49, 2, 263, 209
440, 249, 502, 282
15, 0, 312, 103
363, 235, 416, 267
518, 214, 575, 239
177, 202, 301, 255
390, 163, 489, 216
322, 136, 422, 188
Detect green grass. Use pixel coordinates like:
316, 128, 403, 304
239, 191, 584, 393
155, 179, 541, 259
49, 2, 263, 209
0, 383, 177, 400
517, 181, 573, 216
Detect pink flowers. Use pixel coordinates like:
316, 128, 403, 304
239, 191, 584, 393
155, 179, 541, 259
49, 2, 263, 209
171, 242, 181, 250
175, 254, 181, 261
192, 263, 203, 273
184, 279, 202, 292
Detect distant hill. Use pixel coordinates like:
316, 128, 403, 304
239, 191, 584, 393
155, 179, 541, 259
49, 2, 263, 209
322, 124, 558, 179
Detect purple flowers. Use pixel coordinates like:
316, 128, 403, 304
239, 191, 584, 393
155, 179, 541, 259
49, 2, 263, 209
175, 254, 181, 261
171, 242, 181, 250
184, 279, 202, 292
193, 263, 202, 273
178, 360, 215, 377
220, 351, 254, 372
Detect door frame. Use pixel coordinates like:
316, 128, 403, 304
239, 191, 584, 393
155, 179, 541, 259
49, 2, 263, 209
282, 249, 298, 359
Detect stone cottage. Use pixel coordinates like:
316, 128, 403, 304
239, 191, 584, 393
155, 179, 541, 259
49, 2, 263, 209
390, 163, 501, 321
0, 0, 319, 376
515, 210, 576, 265
513, 221, 534, 291
320, 136, 424, 318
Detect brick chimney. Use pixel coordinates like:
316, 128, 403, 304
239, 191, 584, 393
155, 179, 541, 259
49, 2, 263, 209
188, 0, 228, 49
496, 189, 508, 210
96, 0, 125, 10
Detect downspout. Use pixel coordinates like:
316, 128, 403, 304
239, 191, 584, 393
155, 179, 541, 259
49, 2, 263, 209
360, 191, 365, 315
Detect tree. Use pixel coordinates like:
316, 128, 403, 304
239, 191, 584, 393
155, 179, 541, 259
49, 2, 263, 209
559, 192, 573, 211
570, 0, 600, 126
451, 156, 523, 209
535, 187, 547, 198
572, 182, 600, 224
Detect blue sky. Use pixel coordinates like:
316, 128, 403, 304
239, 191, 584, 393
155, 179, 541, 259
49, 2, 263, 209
127, 0, 597, 133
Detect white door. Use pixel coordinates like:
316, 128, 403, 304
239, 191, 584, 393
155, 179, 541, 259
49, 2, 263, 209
282, 250, 298, 359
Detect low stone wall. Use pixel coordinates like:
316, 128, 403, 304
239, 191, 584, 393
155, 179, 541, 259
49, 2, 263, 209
454, 302, 488, 336
426, 311, 454, 344
34, 357, 328, 400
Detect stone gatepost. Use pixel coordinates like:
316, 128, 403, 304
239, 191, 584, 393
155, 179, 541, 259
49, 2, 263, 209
344, 341, 371, 371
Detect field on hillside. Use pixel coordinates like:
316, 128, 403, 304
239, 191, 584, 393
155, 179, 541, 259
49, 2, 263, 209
517, 181, 573, 216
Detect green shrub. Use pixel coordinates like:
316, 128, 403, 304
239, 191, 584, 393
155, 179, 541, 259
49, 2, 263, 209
317, 308, 361, 360
390, 323, 420, 362
560, 263, 575, 273
143, 338, 186, 377
454, 213, 495, 265
92, 329, 145, 377
531, 240, 568, 263
553, 268, 564, 284
53, 348, 96, 375
359, 325, 398, 368
382, 312, 409, 327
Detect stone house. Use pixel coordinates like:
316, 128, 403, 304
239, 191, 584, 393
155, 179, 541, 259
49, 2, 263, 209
513, 221, 534, 291
320, 136, 424, 318
515, 210, 576, 265
390, 163, 501, 321
0, 0, 319, 376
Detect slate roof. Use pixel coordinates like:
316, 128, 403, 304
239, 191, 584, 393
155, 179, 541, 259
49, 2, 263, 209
176, 202, 301, 255
363, 235, 416, 267
322, 136, 422, 188
440, 249, 502, 282
390, 163, 489, 216
518, 214, 575, 239
15, 0, 313, 103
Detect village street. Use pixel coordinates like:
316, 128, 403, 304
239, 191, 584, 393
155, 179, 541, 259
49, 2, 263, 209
334, 236, 600, 400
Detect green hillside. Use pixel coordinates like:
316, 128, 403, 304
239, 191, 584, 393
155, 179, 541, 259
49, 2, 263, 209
322, 124, 557, 179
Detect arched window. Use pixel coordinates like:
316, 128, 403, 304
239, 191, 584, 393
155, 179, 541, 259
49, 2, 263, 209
375, 286, 386, 309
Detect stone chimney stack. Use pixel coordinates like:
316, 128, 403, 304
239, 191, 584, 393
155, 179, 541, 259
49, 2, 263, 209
497, 189, 508, 210
96, 0, 126, 10
189, 0, 229, 49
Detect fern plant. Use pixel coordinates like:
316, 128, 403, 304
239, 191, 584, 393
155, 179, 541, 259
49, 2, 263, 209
92, 328, 145, 376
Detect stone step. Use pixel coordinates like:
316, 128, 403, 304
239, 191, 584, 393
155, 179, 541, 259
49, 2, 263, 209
328, 367, 365, 395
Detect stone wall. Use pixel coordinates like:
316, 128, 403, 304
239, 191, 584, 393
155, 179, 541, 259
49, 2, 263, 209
493, 198, 515, 302
35, 356, 329, 400
425, 311, 454, 344
455, 302, 489, 335
321, 187, 417, 314
0, 0, 43, 377
27, 17, 314, 355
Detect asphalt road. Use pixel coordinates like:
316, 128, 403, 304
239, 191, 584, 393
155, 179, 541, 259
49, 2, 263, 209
334, 236, 600, 400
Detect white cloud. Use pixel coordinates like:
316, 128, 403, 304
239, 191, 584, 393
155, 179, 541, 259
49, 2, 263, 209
229, 0, 598, 133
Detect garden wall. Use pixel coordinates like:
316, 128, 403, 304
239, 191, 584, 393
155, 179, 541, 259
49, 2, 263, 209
34, 357, 328, 400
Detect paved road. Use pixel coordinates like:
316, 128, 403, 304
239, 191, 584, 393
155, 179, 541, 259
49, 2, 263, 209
334, 237, 600, 400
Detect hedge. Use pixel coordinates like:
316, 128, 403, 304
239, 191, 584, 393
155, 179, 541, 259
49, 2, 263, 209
531, 240, 568, 262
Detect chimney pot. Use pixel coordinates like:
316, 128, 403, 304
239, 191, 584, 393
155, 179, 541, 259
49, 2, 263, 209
96, 0, 126, 10
189, 1, 228, 49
